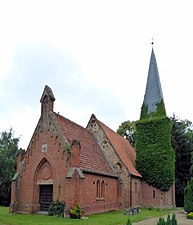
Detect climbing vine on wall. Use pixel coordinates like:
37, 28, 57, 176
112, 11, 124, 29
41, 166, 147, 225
136, 102, 175, 191
140, 100, 166, 119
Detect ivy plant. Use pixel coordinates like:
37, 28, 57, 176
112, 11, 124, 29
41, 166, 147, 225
136, 100, 175, 191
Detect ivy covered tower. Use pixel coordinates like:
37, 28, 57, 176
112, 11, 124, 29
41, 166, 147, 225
136, 47, 175, 191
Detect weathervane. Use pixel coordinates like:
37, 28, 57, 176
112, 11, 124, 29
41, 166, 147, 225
151, 38, 154, 46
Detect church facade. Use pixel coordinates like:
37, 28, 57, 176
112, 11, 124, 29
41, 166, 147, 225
10, 48, 175, 215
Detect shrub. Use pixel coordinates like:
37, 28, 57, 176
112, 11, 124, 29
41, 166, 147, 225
157, 217, 166, 225
157, 214, 177, 225
187, 212, 193, 219
184, 178, 193, 213
70, 204, 83, 219
126, 217, 132, 225
171, 214, 177, 225
48, 201, 65, 217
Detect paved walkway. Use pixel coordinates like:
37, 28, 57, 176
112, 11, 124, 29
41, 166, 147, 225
132, 210, 192, 225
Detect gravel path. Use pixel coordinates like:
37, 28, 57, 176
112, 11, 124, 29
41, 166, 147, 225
132, 210, 192, 225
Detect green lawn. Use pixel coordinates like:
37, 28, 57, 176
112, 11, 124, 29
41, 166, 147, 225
0, 206, 177, 225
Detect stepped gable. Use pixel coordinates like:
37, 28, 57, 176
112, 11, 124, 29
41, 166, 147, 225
97, 118, 141, 177
54, 112, 117, 177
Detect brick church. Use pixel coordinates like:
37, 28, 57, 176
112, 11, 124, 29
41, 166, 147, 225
10, 48, 175, 215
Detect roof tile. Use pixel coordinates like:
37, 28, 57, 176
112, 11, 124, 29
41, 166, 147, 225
97, 118, 141, 177
54, 112, 117, 177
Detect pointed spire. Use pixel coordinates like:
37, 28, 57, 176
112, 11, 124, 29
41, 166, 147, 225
143, 47, 165, 114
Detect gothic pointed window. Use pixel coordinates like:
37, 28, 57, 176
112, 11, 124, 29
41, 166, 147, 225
101, 181, 105, 198
96, 180, 100, 198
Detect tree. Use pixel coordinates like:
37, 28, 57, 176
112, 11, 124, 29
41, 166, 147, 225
184, 178, 193, 213
0, 129, 21, 205
117, 120, 136, 147
171, 115, 193, 206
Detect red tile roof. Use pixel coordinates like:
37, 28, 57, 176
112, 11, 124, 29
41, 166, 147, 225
54, 112, 117, 178
96, 117, 141, 177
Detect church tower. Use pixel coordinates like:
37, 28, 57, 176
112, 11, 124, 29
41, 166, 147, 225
136, 46, 175, 192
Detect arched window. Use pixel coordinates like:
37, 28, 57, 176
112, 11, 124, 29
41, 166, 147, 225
101, 181, 105, 198
96, 180, 106, 200
89, 120, 99, 132
96, 180, 100, 198
102, 140, 109, 149
114, 162, 122, 173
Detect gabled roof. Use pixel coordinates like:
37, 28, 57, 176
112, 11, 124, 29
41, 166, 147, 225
143, 48, 164, 113
53, 112, 117, 178
93, 116, 141, 177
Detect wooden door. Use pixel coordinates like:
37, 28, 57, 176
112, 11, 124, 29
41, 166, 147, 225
39, 185, 53, 211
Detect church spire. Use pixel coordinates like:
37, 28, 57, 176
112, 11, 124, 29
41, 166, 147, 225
142, 47, 166, 117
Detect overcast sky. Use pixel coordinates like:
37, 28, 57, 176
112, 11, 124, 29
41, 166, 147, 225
1, 0, 193, 149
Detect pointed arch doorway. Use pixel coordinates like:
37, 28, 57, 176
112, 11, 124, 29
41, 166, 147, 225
34, 158, 54, 212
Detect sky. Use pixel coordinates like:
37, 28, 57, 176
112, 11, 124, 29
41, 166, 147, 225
0, 0, 193, 149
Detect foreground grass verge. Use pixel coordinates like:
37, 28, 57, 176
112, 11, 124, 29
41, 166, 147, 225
0, 206, 177, 225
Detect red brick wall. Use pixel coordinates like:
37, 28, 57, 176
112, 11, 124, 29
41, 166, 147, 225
131, 178, 141, 207
141, 181, 175, 207
10, 118, 120, 215
87, 119, 140, 209
12, 127, 69, 213
10, 102, 175, 214
65, 172, 119, 215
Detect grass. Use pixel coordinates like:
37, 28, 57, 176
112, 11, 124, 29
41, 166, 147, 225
0, 206, 177, 225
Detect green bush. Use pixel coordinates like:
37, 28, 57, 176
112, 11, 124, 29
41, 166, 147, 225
48, 201, 65, 217
187, 212, 193, 219
157, 214, 177, 225
126, 217, 132, 225
157, 217, 166, 225
70, 204, 83, 219
184, 178, 193, 213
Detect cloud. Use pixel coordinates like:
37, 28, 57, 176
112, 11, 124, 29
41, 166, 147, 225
0, 43, 124, 148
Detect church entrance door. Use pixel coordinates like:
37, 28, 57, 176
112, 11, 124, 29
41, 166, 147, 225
39, 185, 53, 211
